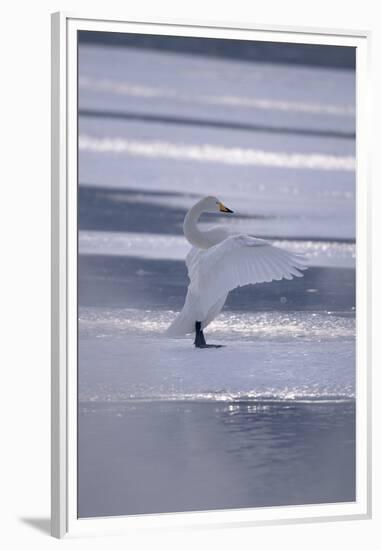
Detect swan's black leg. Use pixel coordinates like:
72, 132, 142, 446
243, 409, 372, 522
194, 321, 223, 349
194, 321, 206, 347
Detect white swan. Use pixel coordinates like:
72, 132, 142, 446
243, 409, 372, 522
166, 196, 307, 348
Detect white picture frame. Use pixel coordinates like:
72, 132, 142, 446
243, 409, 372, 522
51, 11, 372, 539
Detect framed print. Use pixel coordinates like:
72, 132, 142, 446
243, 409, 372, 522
51, 12, 372, 538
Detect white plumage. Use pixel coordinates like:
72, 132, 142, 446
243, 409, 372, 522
166, 196, 307, 341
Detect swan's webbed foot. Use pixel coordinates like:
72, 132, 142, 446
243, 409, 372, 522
194, 321, 224, 349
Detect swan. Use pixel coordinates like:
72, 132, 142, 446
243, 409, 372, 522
166, 196, 307, 348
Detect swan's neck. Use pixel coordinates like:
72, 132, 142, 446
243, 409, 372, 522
183, 203, 209, 249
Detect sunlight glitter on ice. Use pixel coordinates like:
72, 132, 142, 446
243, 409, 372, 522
79, 230, 355, 268
79, 135, 355, 171
79, 307, 355, 341
78, 309, 355, 404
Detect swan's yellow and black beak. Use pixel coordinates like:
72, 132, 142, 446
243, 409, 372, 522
219, 202, 234, 214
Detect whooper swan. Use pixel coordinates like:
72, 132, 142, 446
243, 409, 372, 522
166, 196, 307, 348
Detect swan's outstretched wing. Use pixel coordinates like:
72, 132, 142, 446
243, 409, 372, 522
166, 235, 307, 336
188, 235, 307, 319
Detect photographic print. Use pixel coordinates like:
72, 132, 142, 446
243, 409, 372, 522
77, 30, 356, 518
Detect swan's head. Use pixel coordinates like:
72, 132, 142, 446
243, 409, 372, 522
200, 196, 234, 214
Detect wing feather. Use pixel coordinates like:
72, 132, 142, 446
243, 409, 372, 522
255, 252, 269, 283
262, 250, 283, 280
188, 235, 307, 318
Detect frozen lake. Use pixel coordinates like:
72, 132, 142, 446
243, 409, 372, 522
77, 37, 356, 518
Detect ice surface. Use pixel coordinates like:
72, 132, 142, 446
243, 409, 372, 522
79, 230, 355, 268
78, 45, 355, 241
77, 43, 356, 406
78, 45, 355, 132
79, 307, 355, 403
79, 133, 355, 171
